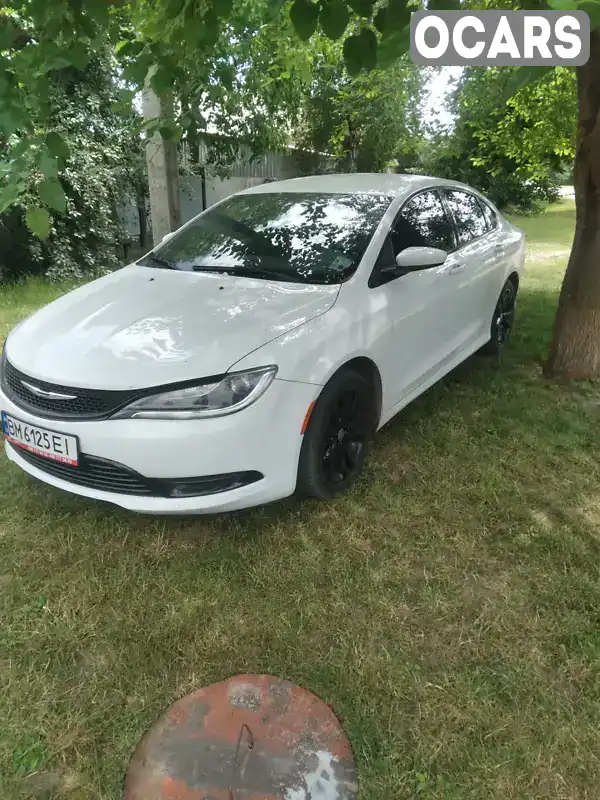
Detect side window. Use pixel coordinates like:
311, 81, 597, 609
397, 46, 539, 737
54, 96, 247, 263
444, 190, 488, 245
391, 191, 455, 256
479, 199, 498, 231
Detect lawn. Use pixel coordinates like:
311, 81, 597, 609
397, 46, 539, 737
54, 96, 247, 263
2, 200, 600, 800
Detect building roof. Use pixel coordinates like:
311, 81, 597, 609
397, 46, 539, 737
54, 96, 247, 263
241, 172, 467, 197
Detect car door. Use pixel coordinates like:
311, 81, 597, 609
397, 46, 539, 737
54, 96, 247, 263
441, 189, 501, 345
369, 189, 462, 407
478, 197, 514, 309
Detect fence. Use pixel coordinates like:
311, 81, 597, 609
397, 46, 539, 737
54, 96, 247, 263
119, 141, 332, 246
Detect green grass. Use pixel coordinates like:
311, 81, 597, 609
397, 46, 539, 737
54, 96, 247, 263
2, 200, 600, 799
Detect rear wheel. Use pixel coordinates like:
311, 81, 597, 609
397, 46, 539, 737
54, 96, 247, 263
482, 278, 517, 355
296, 369, 378, 500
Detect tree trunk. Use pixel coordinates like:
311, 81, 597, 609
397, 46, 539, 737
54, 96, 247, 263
142, 85, 181, 246
545, 30, 600, 378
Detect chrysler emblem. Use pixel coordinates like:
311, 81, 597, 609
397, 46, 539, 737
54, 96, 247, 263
20, 380, 77, 401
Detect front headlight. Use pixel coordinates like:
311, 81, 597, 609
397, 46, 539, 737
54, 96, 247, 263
112, 366, 277, 420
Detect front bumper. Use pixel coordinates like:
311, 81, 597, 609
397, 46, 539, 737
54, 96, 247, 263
1, 378, 319, 514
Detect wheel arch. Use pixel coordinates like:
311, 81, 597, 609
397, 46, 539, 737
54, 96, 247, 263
507, 271, 520, 290
323, 356, 383, 427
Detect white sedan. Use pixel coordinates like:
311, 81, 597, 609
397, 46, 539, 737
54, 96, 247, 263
1, 174, 525, 514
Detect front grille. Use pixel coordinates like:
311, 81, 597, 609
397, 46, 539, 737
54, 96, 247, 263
2, 360, 140, 420
10, 444, 263, 498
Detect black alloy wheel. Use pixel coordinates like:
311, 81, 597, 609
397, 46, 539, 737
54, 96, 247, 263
483, 278, 518, 355
321, 387, 370, 486
296, 369, 377, 500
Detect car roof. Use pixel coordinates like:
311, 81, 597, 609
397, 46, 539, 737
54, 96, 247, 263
240, 173, 473, 198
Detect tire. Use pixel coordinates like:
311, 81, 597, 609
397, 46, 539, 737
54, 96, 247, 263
482, 277, 518, 355
296, 368, 378, 500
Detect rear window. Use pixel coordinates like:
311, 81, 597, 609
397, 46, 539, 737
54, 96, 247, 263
443, 190, 488, 245
479, 200, 498, 230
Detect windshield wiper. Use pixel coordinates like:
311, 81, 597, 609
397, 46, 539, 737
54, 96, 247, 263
191, 265, 302, 283
145, 253, 177, 270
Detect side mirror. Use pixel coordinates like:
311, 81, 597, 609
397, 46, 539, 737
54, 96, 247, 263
395, 246, 448, 271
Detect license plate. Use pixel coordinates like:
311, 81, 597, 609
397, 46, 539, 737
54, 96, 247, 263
1, 411, 79, 466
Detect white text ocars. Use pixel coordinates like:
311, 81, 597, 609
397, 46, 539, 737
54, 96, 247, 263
1, 174, 525, 513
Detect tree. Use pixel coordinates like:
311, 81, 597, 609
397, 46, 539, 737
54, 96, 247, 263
0, 41, 145, 281
1, 0, 311, 270
418, 66, 577, 210
0, 0, 307, 234
545, 28, 600, 378
294, 35, 423, 172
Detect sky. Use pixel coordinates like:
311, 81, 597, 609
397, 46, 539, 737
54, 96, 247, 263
422, 66, 463, 130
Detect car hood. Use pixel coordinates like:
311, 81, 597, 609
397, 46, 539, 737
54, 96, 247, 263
6, 266, 339, 389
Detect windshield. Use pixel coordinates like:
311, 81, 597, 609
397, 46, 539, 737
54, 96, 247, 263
139, 192, 391, 284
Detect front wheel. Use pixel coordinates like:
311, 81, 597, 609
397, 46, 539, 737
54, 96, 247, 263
296, 369, 378, 500
482, 278, 517, 355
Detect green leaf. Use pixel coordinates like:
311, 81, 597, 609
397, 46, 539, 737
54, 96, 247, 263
266, 0, 287, 20
500, 66, 553, 103
166, 0, 186, 16
67, 41, 89, 71
45, 132, 70, 161
0, 183, 22, 215
0, 17, 16, 50
123, 52, 154, 86
213, 0, 235, 16
118, 87, 136, 105
215, 65, 235, 88
116, 40, 145, 58
346, 0, 374, 16
25, 206, 51, 239
150, 66, 173, 96
343, 30, 377, 74
374, 8, 387, 33
159, 123, 178, 140
377, 26, 410, 66
182, 5, 221, 47
76, 13, 97, 39
547, 0, 578, 8
320, 0, 350, 39
428, 0, 460, 8
359, 28, 378, 71
386, 0, 412, 28
579, 0, 600, 28
202, 6, 220, 44
86, 0, 109, 25
290, 0, 320, 41
343, 35, 362, 76
183, 16, 202, 46
41, 55, 73, 73
38, 178, 66, 212
37, 149, 59, 179
12, 137, 34, 159
0, 107, 17, 138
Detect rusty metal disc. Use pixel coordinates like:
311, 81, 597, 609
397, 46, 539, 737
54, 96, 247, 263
124, 674, 358, 800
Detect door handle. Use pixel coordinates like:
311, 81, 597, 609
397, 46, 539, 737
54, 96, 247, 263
448, 263, 465, 274
494, 244, 504, 254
